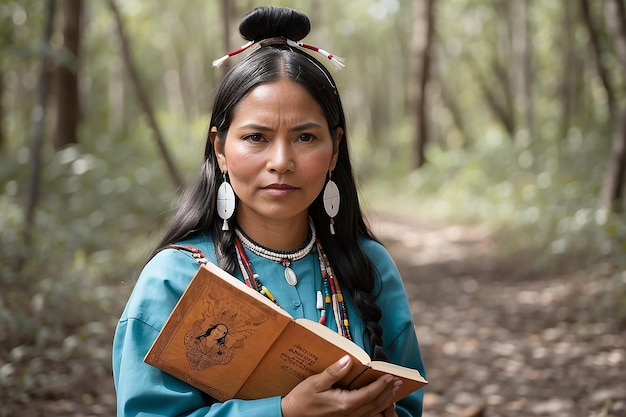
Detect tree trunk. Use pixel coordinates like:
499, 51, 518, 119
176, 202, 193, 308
0, 69, 4, 152
600, 107, 626, 211
52, 0, 82, 150
161, 6, 186, 118
440, 79, 472, 148
0, 16, 11, 152
23, 0, 56, 246
605, 0, 626, 74
409, 0, 436, 169
579, 0, 616, 120
559, 1, 578, 140
434, 43, 473, 148
106, 0, 184, 191
490, 58, 516, 137
467, 53, 515, 139
494, 0, 517, 138
520, 0, 535, 140
219, 0, 234, 77
600, 0, 626, 211
221, 0, 234, 52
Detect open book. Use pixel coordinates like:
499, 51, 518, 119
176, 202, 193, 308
145, 261, 427, 403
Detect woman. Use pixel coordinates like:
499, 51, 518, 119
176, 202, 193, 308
113, 6, 426, 417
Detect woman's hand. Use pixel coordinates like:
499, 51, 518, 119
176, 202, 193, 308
281, 355, 402, 417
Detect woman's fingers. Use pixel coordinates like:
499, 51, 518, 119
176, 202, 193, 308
314, 355, 353, 391
281, 356, 400, 417
348, 374, 401, 416
282, 355, 353, 417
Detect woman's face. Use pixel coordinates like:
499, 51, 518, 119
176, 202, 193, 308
211, 324, 228, 340
212, 80, 342, 228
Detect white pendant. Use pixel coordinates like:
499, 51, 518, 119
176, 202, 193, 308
284, 267, 298, 286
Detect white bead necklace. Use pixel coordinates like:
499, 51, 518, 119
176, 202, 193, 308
234, 219, 316, 286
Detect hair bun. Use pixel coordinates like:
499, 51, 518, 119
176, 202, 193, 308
239, 6, 311, 42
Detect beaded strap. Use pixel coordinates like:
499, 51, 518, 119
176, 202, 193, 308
168, 244, 209, 264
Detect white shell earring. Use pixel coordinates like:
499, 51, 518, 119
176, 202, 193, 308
217, 173, 236, 230
323, 172, 340, 235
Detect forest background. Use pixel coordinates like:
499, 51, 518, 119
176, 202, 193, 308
0, 0, 625, 415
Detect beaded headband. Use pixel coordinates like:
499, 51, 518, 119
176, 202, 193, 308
212, 38, 345, 70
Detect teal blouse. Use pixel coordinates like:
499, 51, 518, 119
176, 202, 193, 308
113, 234, 426, 416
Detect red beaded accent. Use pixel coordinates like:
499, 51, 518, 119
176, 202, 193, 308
234, 238, 257, 291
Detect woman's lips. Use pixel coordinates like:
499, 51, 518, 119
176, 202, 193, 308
263, 183, 298, 195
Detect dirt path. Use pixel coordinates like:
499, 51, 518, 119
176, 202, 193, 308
17, 214, 625, 417
370, 211, 626, 417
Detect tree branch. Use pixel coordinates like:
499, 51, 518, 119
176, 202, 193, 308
106, 0, 184, 191
23, 0, 56, 246
579, 0, 617, 119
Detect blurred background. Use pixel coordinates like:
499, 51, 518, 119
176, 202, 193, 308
1, 0, 625, 416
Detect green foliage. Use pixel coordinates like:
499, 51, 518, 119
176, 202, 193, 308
357, 122, 626, 329
0, 117, 203, 403
360, 122, 623, 257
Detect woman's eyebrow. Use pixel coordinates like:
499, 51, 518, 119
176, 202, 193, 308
236, 123, 272, 131
236, 122, 325, 132
289, 122, 324, 132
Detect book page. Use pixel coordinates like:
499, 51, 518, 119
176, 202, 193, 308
347, 361, 427, 403
237, 319, 369, 399
294, 318, 371, 364
369, 361, 427, 381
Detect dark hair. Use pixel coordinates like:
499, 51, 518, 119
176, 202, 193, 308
155, 6, 387, 360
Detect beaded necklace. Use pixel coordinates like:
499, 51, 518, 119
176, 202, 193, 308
233, 224, 352, 340
234, 219, 316, 286
315, 239, 352, 340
